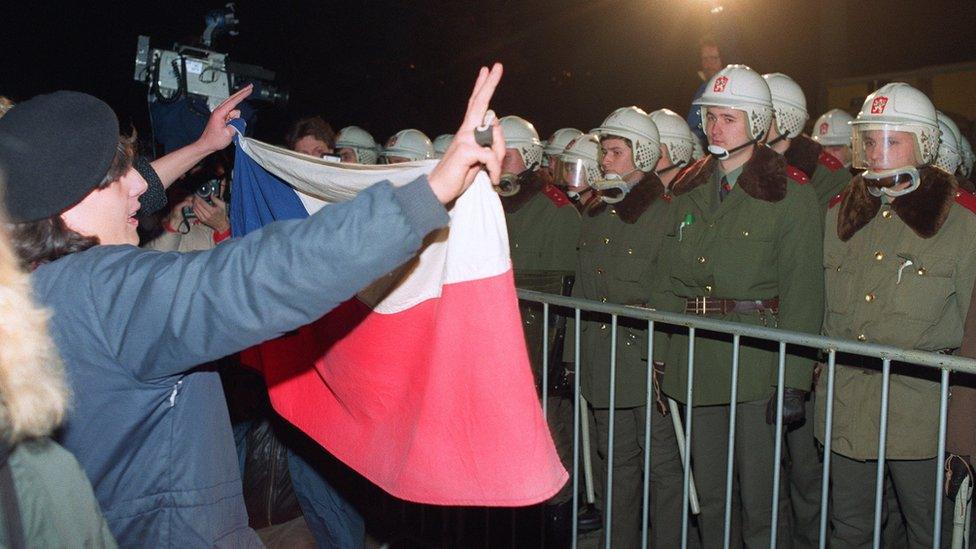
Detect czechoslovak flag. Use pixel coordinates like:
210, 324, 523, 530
228, 121, 567, 506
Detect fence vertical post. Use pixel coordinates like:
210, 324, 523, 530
572, 308, 581, 549
818, 350, 837, 549
681, 328, 697, 549
872, 358, 892, 549
605, 315, 619, 549
934, 367, 950, 548
543, 302, 550, 417
769, 342, 787, 548
724, 334, 741, 549
642, 320, 655, 549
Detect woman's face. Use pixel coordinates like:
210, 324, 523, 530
860, 130, 917, 170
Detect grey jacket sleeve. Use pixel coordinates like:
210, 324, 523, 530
85, 177, 447, 381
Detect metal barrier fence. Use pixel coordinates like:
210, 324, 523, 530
518, 288, 976, 549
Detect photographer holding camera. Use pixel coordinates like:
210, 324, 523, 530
0, 64, 506, 548
146, 160, 231, 252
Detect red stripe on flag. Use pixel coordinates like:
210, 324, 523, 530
243, 268, 568, 505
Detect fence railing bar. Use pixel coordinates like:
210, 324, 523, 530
542, 302, 549, 417
934, 367, 950, 548
517, 290, 976, 374
770, 342, 787, 548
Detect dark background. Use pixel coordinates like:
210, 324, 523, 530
2, 0, 975, 146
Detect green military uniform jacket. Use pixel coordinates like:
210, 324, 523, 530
785, 134, 852, 213
657, 145, 825, 406
816, 168, 976, 460
502, 174, 580, 371
569, 173, 670, 408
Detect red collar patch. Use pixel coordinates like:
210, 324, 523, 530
786, 165, 809, 185
818, 150, 844, 171
542, 184, 572, 207
955, 189, 976, 214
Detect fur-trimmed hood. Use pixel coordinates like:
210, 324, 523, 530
670, 144, 788, 203
585, 171, 666, 223
500, 171, 546, 214
784, 134, 822, 180
836, 167, 957, 241
0, 225, 68, 444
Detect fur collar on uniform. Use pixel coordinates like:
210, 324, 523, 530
500, 171, 546, 214
585, 171, 665, 223
670, 144, 788, 203
837, 167, 957, 241
784, 134, 821, 180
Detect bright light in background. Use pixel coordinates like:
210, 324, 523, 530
698, 0, 727, 15
709, 5, 724, 14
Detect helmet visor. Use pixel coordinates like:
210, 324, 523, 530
852, 125, 925, 171
560, 158, 593, 190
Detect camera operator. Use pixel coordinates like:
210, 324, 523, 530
0, 64, 505, 548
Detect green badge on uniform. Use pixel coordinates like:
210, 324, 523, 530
679, 213, 695, 241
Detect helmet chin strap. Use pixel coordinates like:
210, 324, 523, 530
862, 167, 921, 198
655, 161, 686, 177
708, 133, 763, 160
765, 132, 789, 149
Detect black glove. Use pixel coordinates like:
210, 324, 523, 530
945, 454, 974, 500
765, 387, 807, 426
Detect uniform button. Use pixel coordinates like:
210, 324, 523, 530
857, 333, 867, 342
610, 208, 617, 216
603, 237, 611, 245
514, 242, 519, 248
708, 222, 716, 228
596, 267, 604, 274
705, 285, 713, 293
698, 256, 707, 264
836, 265, 841, 272
600, 323, 607, 330
627, 248, 633, 255
874, 251, 884, 261
917, 267, 927, 276
865, 293, 875, 302
601, 297, 608, 302
881, 210, 892, 219
741, 230, 750, 237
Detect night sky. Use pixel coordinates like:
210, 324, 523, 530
3, 0, 975, 147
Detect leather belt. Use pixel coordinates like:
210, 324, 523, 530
684, 296, 780, 316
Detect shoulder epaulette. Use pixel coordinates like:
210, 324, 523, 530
818, 150, 844, 172
786, 165, 809, 185
955, 190, 976, 214
541, 184, 572, 207
828, 191, 847, 209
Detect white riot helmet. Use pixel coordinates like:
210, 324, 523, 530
851, 83, 939, 196
335, 126, 379, 164
649, 108, 696, 168
961, 135, 974, 179
500, 115, 544, 169
591, 106, 661, 172
542, 128, 583, 166
811, 109, 854, 146
380, 129, 434, 162
934, 112, 963, 175
763, 73, 809, 140
558, 132, 601, 194
432, 134, 454, 158
693, 64, 773, 142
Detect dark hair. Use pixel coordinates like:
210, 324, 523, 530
7, 134, 135, 271
285, 116, 335, 150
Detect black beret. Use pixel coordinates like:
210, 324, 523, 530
0, 91, 119, 222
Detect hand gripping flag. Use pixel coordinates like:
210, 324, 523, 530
228, 121, 567, 506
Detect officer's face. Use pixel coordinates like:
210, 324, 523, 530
705, 107, 750, 151
600, 138, 636, 176
293, 135, 332, 158
862, 130, 917, 170
824, 145, 852, 167
700, 46, 723, 80
502, 148, 527, 175
337, 147, 358, 163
